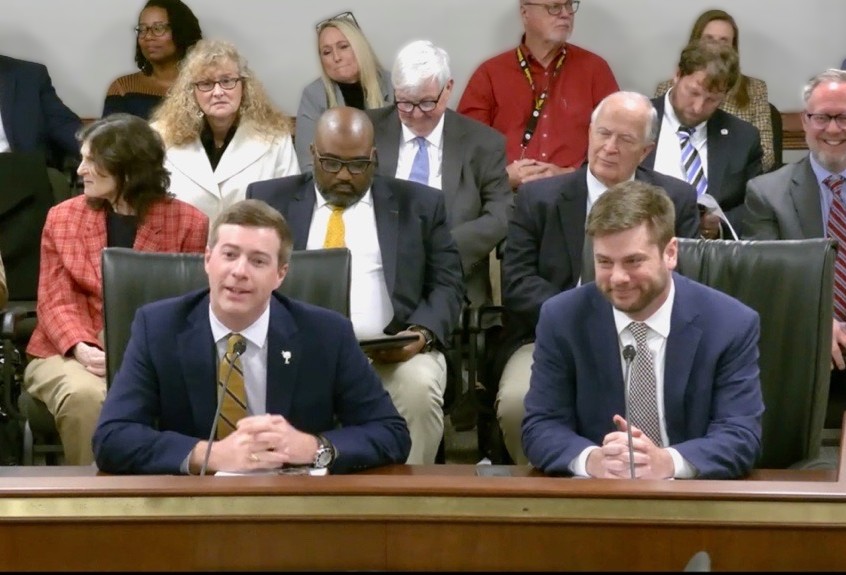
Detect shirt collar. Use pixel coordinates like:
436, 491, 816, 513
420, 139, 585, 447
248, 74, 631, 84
400, 113, 445, 150
209, 302, 270, 351
613, 276, 675, 340
586, 165, 637, 205
519, 35, 567, 66
809, 153, 846, 188
664, 90, 707, 139
312, 184, 373, 210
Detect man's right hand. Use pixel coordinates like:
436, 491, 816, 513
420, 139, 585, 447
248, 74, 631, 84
507, 159, 548, 189
73, 342, 106, 377
831, 319, 846, 370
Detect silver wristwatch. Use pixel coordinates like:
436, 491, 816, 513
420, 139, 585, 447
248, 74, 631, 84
313, 434, 336, 469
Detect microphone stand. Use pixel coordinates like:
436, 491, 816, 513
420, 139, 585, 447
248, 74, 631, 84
200, 340, 247, 476
622, 345, 637, 480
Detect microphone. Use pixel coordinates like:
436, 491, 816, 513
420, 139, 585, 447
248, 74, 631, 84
622, 344, 637, 480
200, 338, 248, 477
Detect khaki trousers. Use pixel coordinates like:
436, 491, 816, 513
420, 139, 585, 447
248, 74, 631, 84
495, 343, 534, 465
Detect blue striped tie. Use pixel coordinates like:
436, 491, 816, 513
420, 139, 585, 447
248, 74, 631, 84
408, 137, 429, 185
677, 126, 708, 197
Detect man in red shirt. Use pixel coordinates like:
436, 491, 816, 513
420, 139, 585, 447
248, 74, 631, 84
458, 0, 618, 189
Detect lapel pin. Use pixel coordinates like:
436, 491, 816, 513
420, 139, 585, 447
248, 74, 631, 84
282, 350, 292, 365
720, 128, 729, 135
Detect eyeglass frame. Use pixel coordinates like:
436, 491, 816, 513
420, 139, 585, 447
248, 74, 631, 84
805, 112, 846, 130
313, 151, 376, 175
134, 22, 172, 37
193, 77, 244, 92
315, 11, 359, 31
521, 1, 580, 15
395, 86, 446, 114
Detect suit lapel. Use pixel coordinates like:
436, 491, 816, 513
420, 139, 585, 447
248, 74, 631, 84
663, 275, 702, 443
289, 181, 317, 250
790, 157, 825, 237
372, 178, 399, 295
264, 296, 301, 416
167, 140, 218, 198
177, 299, 218, 434
213, 126, 269, 184
0, 60, 16, 149
82, 206, 107, 287
586, 292, 627, 416
133, 203, 164, 252
557, 168, 589, 280
643, 97, 665, 169
441, 110, 463, 209
377, 112, 402, 177
705, 115, 729, 201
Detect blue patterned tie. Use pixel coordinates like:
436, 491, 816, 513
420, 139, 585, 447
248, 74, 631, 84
676, 126, 708, 197
408, 137, 429, 185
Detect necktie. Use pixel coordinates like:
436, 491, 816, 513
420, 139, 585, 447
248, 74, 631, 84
217, 333, 247, 439
627, 322, 663, 446
323, 205, 346, 248
676, 126, 708, 197
826, 175, 846, 321
408, 136, 429, 185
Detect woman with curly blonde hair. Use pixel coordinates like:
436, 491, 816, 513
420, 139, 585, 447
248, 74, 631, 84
152, 39, 299, 218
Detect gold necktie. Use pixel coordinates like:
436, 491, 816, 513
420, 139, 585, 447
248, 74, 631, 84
323, 206, 346, 248
217, 333, 247, 439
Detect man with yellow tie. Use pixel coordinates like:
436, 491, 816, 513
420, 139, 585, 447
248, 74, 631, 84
93, 200, 411, 474
247, 107, 465, 465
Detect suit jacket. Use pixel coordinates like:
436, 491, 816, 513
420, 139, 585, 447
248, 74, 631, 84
0, 55, 81, 168
743, 156, 823, 240
26, 195, 209, 359
247, 173, 465, 344
522, 273, 764, 479
503, 165, 699, 343
294, 69, 393, 171
643, 96, 763, 234
93, 291, 411, 474
156, 121, 300, 220
366, 107, 512, 306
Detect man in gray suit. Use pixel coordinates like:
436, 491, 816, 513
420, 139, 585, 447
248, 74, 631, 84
744, 68, 846, 427
366, 40, 512, 308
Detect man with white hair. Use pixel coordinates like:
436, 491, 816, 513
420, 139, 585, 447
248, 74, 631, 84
366, 40, 512, 308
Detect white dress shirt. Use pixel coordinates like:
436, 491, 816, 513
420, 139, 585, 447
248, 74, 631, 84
395, 115, 445, 190
570, 279, 697, 478
306, 186, 393, 338
653, 91, 709, 187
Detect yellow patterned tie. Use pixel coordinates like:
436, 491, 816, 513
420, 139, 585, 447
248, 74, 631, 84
217, 333, 247, 439
323, 205, 346, 248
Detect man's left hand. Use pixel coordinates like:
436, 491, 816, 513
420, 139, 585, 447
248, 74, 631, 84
597, 415, 674, 479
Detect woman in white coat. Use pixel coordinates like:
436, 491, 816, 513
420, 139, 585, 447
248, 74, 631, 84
152, 39, 299, 219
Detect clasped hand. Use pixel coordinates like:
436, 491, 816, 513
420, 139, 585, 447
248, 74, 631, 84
585, 415, 674, 479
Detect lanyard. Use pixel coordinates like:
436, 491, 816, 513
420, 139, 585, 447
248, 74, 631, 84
516, 46, 567, 155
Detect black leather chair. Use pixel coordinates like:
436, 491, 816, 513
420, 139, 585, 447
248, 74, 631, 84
676, 238, 835, 469
769, 102, 784, 172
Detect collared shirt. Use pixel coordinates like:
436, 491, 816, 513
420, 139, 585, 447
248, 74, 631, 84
570, 279, 697, 479
457, 39, 619, 168
654, 90, 709, 186
306, 186, 393, 338
809, 153, 846, 231
209, 304, 270, 417
395, 114, 445, 190
585, 166, 636, 221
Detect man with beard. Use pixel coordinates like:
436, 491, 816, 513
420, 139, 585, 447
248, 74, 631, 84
246, 107, 465, 465
744, 68, 846, 430
522, 181, 763, 479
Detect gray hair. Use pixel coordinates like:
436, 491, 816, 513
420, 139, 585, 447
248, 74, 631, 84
590, 91, 659, 142
802, 69, 846, 106
392, 40, 451, 93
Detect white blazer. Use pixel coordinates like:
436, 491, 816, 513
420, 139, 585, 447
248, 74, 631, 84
157, 122, 300, 219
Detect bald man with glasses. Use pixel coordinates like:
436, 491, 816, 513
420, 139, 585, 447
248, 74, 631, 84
247, 107, 465, 465
458, 0, 618, 190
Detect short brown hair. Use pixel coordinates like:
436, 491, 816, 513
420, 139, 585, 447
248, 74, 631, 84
587, 181, 675, 251
208, 199, 294, 266
677, 39, 739, 95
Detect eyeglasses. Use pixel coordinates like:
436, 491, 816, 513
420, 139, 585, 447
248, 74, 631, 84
316, 11, 359, 31
805, 112, 846, 130
314, 153, 374, 175
395, 87, 445, 114
522, 1, 580, 15
193, 77, 243, 92
134, 22, 171, 37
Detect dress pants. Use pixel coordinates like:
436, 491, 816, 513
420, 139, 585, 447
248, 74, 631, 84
496, 342, 534, 465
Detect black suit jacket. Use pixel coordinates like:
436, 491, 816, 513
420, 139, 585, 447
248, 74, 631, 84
365, 107, 512, 307
0, 55, 81, 168
246, 173, 465, 344
644, 96, 762, 234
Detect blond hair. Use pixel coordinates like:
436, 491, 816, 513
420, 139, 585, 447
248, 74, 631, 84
152, 39, 291, 147
317, 19, 384, 109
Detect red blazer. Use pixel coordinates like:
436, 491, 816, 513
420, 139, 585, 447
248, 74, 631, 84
27, 195, 209, 359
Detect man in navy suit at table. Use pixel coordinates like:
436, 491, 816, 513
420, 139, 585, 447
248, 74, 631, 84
93, 199, 411, 475
0, 55, 81, 168
522, 180, 763, 479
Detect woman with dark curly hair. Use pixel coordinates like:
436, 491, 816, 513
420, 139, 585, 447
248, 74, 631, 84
23, 113, 208, 466
102, 0, 202, 120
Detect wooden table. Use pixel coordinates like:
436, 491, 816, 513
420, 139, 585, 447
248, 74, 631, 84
1, 458, 845, 571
